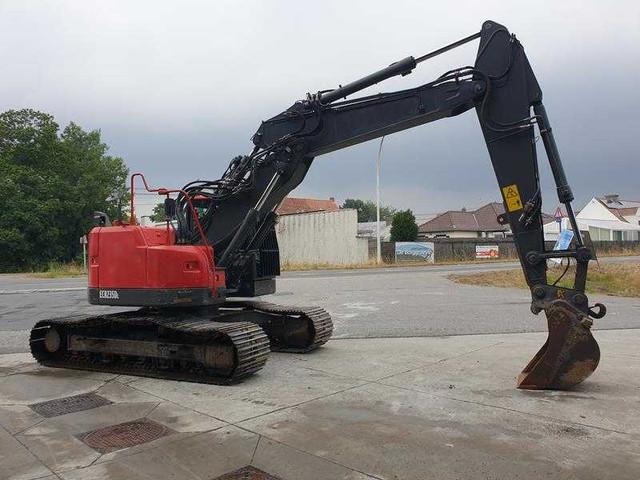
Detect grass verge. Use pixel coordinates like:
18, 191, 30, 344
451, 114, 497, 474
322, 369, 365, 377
29, 262, 87, 278
280, 258, 516, 271
449, 262, 640, 298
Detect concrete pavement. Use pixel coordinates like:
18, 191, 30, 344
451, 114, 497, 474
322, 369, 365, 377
2, 329, 639, 480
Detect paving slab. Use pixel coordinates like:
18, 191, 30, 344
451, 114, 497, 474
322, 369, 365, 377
0, 404, 44, 435
94, 380, 160, 403
128, 357, 367, 423
240, 382, 640, 480
94, 431, 200, 465
147, 401, 227, 432
60, 426, 258, 480
0, 427, 53, 480
253, 437, 376, 480
287, 335, 500, 381
0, 366, 116, 405
16, 430, 100, 473
381, 330, 640, 435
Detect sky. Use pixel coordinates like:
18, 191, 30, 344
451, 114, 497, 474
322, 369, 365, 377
1, 0, 638, 217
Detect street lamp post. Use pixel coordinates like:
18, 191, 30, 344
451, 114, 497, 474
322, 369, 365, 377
376, 136, 385, 264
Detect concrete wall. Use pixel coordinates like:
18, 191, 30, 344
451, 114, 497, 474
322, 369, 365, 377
276, 209, 369, 265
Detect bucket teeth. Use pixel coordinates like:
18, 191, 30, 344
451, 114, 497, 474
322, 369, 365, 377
517, 301, 600, 390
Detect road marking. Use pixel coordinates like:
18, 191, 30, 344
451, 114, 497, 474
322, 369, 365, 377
0, 287, 85, 295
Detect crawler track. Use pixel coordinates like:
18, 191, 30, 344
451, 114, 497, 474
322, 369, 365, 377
30, 301, 333, 384
221, 301, 333, 352
30, 310, 270, 384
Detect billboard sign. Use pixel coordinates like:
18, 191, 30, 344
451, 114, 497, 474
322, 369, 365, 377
395, 242, 435, 263
475, 245, 499, 259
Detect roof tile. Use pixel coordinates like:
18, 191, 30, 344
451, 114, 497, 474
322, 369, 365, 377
419, 202, 508, 233
276, 197, 339, 215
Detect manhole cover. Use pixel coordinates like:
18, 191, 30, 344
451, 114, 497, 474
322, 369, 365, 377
30, 393, 112, 418
213, 466, 282, 480
79, 419, 171, 453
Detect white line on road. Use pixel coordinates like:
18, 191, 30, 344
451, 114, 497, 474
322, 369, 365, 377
0, 287, 85, 295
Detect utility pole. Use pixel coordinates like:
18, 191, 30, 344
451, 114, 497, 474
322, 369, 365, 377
376, 136, 385, 264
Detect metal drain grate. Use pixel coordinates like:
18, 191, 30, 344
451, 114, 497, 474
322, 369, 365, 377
30, 393, 112, 418
79, 419, 171, 453
213, 466, 283, 480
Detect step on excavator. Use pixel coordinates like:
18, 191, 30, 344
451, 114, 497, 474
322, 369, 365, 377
30, 20, 605, 389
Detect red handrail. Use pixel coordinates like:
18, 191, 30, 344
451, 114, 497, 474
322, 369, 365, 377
129, 173, 215, 271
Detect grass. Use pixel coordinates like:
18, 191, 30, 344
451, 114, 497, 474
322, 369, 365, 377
29, 262, 87, 278
449, 262, 640, 298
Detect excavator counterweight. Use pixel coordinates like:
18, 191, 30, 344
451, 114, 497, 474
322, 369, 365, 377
31, 20, 604, 389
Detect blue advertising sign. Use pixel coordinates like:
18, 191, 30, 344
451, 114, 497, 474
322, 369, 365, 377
395, 242, 435, 263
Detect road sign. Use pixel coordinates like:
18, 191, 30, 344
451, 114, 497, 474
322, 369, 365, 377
80, 235, 88, 245
553, 206, 564, 231
554, 206, 563, 222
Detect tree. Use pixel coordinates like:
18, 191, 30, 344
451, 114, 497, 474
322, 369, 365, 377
149, 203, 166, 223
0, 109, 129, 272
341, 198, 396, 223
390, 209, 418, 242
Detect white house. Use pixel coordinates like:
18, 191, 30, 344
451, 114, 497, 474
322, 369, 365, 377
574, 195, 640, 241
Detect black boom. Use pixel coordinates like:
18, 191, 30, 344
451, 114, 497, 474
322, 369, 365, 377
174, 22, 603, 389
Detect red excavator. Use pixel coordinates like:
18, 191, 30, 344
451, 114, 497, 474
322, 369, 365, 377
30, 20, 605, 390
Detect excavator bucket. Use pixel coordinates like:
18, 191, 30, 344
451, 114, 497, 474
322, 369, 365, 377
517, 302, 600, 390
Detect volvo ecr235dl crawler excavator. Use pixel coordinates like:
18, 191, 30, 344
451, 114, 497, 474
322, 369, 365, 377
30, 20, 605, 390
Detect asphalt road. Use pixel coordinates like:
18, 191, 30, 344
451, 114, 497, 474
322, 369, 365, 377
1, 258, 638, 353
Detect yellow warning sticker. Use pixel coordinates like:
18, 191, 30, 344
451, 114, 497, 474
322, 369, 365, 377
502, 184, 523, 212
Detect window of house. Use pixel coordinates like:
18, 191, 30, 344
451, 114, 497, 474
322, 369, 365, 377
589, 226, 613, 241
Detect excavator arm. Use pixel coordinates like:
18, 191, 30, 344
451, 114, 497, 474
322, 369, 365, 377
173, 20, 603, 389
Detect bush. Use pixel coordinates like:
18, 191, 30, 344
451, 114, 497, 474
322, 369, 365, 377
390, 209, 418, 242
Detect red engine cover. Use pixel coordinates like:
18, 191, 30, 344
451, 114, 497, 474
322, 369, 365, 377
88, 224, 226, 306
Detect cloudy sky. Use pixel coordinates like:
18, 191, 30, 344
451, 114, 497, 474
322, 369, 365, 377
1, 0, 638, 216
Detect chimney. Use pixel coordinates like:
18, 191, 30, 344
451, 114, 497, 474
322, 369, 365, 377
604, 194, 620, 204
329, 197, 335, 202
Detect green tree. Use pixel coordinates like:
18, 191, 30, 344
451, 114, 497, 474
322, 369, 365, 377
390, 209, 418, 242
341, 198, 396, 223
0, 109, 129, 272
149, 203, 166, 223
